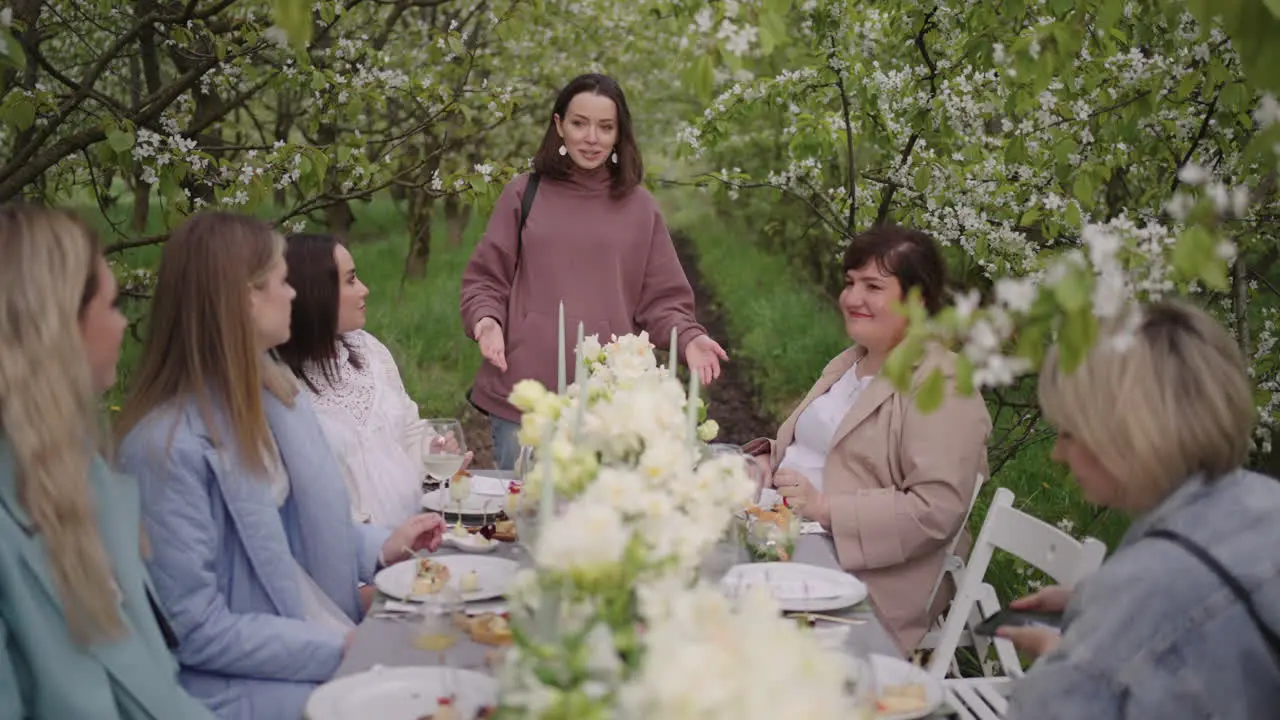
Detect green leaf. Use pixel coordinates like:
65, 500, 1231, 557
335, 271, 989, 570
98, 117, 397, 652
447, 36, 466, 57
913, 164, 932, 193
1064, 202, 1083, 229
884, 335, 924, 392
1096, 0, 1124, 29
1172, 225, 1217, 283
1015, 322, 1050, 367
1058, 309, 1099, 374
1020, 208, 1041, 226
914, 368, 946, 414
0, 94, 35, 131
1052, 266, 1090, 312
273, 0, 312, 48
107, 129, 135, 154
1072, 173, 1094, 207
954, 354, 975, 396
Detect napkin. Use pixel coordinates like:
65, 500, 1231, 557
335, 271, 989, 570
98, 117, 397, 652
800, 521, 830, 535
469, 473, 509, 496
756, 488, 782, 508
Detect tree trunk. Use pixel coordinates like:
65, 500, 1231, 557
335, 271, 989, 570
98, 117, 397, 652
403, 192, 433, 280
131, 180, 150, 233
326, 201, 354, 234
444, 192, 469, 246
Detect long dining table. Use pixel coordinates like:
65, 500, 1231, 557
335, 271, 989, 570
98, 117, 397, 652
337, 531, 902, 678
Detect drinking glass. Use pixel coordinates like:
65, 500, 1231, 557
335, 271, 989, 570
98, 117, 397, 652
414, 585, 464, 664
424, 419, 467, 511
845, 648, 879, 720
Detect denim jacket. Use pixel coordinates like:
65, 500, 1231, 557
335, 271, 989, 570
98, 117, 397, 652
1007, 469, 1280, 719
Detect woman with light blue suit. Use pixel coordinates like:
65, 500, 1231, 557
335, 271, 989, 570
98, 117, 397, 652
115, 212, 447, 719
0, 206, 212, 719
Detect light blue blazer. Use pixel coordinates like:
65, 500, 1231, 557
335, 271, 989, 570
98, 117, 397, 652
0, 435, 213, 719
116, 389, 391, 720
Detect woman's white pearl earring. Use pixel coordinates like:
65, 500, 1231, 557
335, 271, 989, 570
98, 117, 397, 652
611, 151, 618, 164
558, 144, 567, 156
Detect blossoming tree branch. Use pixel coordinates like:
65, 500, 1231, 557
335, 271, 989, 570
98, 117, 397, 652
668, 0, 1280, 455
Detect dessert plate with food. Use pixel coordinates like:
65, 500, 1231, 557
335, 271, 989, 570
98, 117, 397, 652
868, 654, 944, 720
720, 561, 867, 612
304, 666, 496, 720
442, 524, 500, 553
375, 555, 518, 603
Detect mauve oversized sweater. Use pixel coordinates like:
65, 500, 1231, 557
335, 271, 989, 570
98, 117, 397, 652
460, 166, 708, 422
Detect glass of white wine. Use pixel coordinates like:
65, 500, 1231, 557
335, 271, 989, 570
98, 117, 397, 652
424, 419, 467, 513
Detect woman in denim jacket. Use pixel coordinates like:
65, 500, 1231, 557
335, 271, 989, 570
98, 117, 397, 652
1002, 300, 1280, 719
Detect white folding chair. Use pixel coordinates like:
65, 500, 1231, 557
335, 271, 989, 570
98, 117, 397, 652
926, 487, 1108, 680
943, 677, 1014, 720
914, 474, 986, 674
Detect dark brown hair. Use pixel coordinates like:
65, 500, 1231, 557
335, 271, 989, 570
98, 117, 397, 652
276, 233, 363, 393
842, 224, 947, 314
532, 73, 643, 198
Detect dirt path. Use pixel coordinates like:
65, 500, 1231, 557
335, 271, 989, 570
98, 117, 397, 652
672, 232, 777, 446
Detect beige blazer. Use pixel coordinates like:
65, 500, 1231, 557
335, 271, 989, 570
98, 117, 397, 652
751, 343, 991, 654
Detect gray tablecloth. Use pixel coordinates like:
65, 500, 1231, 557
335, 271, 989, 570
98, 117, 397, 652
336, 532, 902, 678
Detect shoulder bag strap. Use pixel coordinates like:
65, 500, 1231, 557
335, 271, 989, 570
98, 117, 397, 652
513, 173, 540, 275
1145, 527, 1280, 659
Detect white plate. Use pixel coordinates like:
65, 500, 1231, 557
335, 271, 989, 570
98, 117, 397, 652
375, 555, 517, 603
870, 654, 944, 720
442, 531, 499, 554
720, 562, 867, 612
305, 665, 497, 720
422, 489, 507, 518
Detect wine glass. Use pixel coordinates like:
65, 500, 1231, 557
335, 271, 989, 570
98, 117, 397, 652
424, 419, 467, 513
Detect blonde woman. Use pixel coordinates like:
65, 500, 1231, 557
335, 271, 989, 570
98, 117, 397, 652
115, 212, 445, 720
1003, 300, 1280, 718
0, 206, 212, 719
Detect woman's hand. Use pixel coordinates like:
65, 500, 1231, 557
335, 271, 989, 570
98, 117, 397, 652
381, 513, 446, 565
996, 584, 1072, 660
997, 625, 1062, 660
685, 334, 729, 385
1010, 585, 1072, 614
474, 317, 507, 372
773, 469, 830, 528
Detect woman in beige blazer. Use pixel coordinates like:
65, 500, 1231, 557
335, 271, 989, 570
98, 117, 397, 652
746, 225, 991, 654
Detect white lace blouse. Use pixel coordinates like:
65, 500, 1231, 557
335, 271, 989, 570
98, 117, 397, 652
302, 330, 431, 528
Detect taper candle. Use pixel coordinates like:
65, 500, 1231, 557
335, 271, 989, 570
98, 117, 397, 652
668, 326, 678, 375
574, 321, 585, 385
557, 300, 566, 394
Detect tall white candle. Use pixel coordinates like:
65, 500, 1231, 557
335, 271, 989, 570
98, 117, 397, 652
574, 321, 585, 385
668, 326, 678, 375
686, 365, 700, 452
574, 376, 589, 440
557, 301, 566, 394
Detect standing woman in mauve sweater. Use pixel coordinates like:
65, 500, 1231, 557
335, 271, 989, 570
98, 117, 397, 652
461, 73, 728, 469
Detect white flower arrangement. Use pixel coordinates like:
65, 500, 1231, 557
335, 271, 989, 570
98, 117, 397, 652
615, 581, 854, 720
497, 333, 856, 718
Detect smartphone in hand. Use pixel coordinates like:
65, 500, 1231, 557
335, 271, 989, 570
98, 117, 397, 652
973, 609, 1063, 637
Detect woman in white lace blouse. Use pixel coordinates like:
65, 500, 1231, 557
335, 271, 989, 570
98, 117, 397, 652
277, 233, 471, 528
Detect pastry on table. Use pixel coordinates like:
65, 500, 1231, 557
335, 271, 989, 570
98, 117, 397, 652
491, 519, 517, 542
466, 612, 514, 646
418, 696, 494, 720
411, 558, 451, 596
877, 683, 928, 713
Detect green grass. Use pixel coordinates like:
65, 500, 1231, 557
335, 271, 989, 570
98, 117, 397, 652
664, 194, 851, 419
664, 193, 1133, 606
